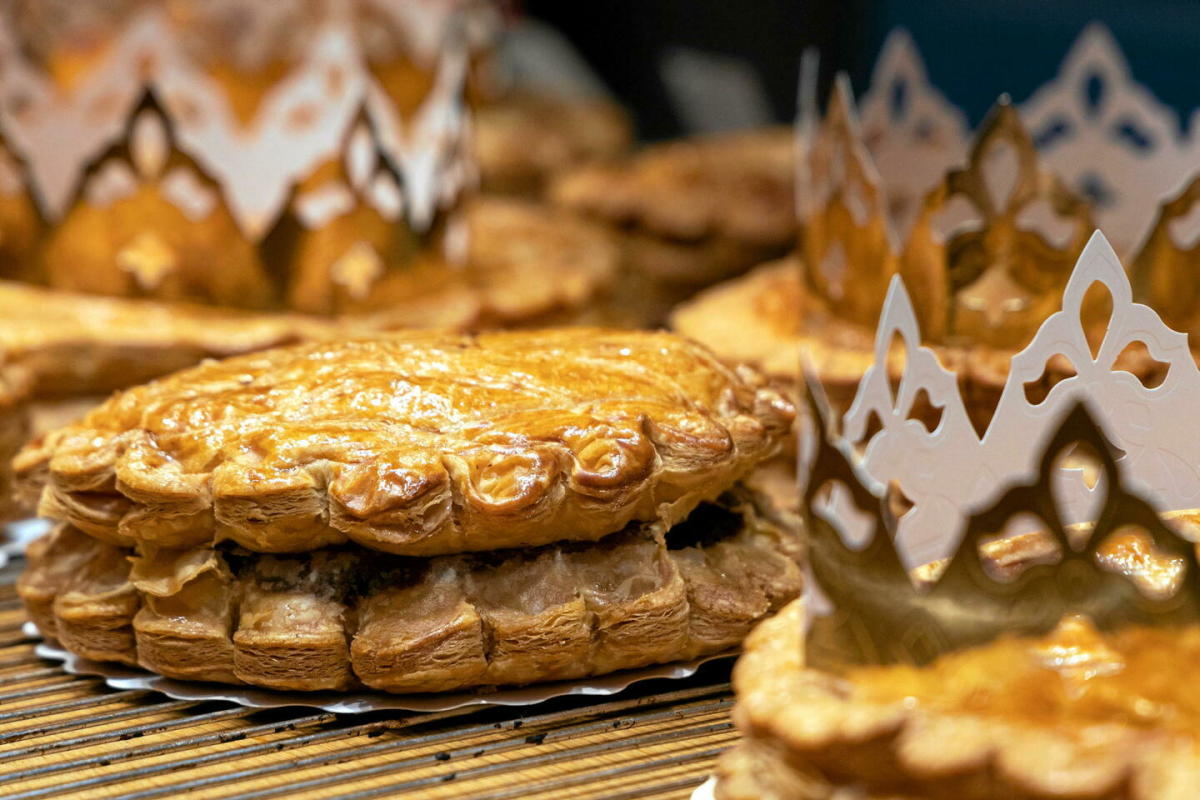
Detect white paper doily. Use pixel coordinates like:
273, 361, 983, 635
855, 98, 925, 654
30, 622, 733, 714
691, 776, 717, 800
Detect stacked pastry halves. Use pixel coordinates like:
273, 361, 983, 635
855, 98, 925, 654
15, 329, 800, 693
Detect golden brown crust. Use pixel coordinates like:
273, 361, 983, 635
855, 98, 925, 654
0, 198, 618, 403
23, 491, 803, 694
671, 258, 804, 384
453, 198, 620, 327
550, 128, 796, 248
474, 91, 632, 196
718, 601, 1200, 800
0, 282, 335, 398
18, 329, 793, 556
548, 129, 795, 326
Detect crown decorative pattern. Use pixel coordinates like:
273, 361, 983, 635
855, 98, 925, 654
0, 0, 474, 239
856, 28, 968, 242
809, 24, 1200, 344
798, 83, 1093, 350
806, 387, 1200, 667
854, 23, 1194, 255
1021, 24, 1188, 252
834, 232, 1199, 570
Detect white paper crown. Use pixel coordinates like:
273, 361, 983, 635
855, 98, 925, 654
833, 230, 1198, 569
853, 23, 1195, 255
0, 0, 482, 239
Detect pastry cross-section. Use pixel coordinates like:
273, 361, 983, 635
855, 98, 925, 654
23, 490, 801, 694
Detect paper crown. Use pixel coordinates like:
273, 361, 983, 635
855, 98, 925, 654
803, 231, 1200, 665
801, 24, 1200, 344
0, 0, 484, 240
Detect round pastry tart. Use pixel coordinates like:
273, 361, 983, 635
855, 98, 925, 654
717, 600, 1200, 800
17, 329, 801, 693
473, 91, 632, 197
549, 129, 796, 325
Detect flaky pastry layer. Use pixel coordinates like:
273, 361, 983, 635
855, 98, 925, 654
22, 491, 802, 694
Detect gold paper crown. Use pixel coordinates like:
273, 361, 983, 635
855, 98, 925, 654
821, 24, 1200, 343
799, 80, 1094, 350
803, 377, 1200, 669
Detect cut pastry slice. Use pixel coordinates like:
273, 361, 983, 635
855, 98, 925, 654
465, 548, 591, 686
352, 559, 489, 693
233, 553, 358, 691
130, 547, 239, 684
53, 541, 137, 665
717, 600, 1200, 800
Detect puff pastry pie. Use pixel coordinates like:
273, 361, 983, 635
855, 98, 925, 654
717, 601, 1200, 800
0, 281, 335, 399
550, 129, 795, 325
474, 91, 632, 197
19, 329, 802, 693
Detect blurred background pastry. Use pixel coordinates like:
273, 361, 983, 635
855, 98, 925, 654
550, 128, 795, 327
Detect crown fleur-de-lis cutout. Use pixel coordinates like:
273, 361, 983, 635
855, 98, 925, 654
0, 2, 475, 241
837, 276, 982, 568
1020, 23, 1188, 253
858, 28, 969, 241
329, 240, 384, 300
807, 383, 1200, 669
117, 230, 177, 292
842, 231, 1200, 570
901, 99, 1094, 350
797, 75, 898, 331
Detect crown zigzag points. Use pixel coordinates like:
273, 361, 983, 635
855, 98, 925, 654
0, 2, 473, 239
833, 231, 1200, 570
808, 24, 1200, 290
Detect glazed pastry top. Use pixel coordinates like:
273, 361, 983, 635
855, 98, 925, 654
18, 328, 793, 556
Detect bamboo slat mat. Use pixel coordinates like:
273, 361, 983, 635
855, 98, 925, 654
0, 558, 732, 799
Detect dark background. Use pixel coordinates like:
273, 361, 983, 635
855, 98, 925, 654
526, 0, 1199, 139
